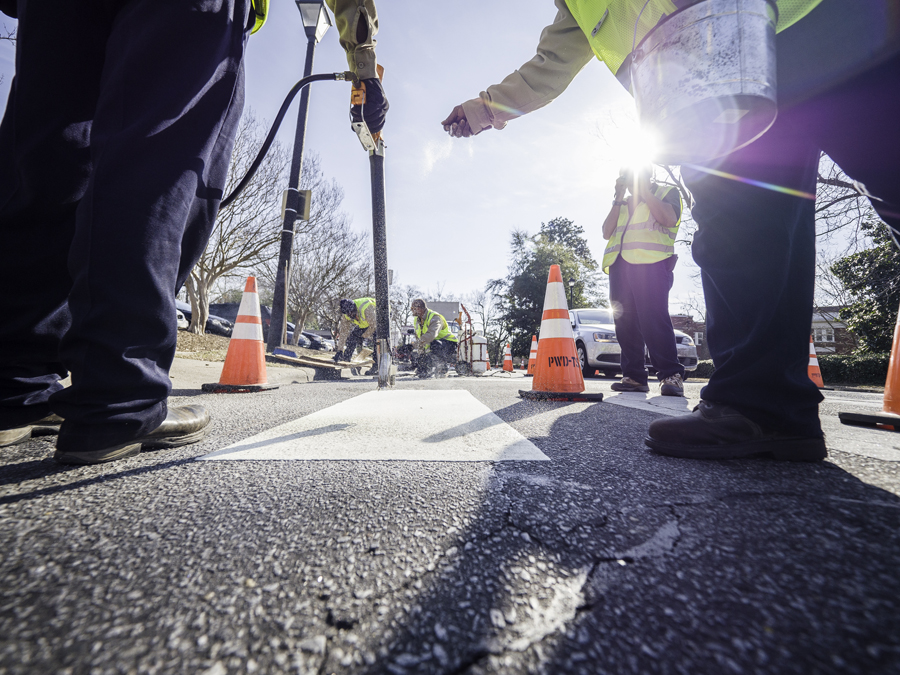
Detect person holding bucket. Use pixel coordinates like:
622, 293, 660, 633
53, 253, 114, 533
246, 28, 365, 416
442, 0, 900, 461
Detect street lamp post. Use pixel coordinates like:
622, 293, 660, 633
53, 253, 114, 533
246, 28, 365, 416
568, 277, 576, 309
267, 1, 333, 353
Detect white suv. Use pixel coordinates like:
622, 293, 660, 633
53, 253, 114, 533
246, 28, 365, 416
568, 308, 699, 378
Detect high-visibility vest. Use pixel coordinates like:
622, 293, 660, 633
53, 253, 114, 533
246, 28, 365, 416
415, 310, 459, 347
346, 298, 375, 329
563, 0, 823, 76
602, 184, 681, 273
250, 0, 268, 34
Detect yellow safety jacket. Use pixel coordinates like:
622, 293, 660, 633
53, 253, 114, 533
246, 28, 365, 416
347, 298, 375, 329
415, 310, 458, 347
250, 0, 268, 34
563, 0, 823, 76
602, 184, 681, 273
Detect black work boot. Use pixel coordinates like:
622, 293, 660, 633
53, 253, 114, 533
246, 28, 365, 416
54, 404, 210, 465
645, 400, 826, 461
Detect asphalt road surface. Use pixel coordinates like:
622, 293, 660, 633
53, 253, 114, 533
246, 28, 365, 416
2, 364, 899, 674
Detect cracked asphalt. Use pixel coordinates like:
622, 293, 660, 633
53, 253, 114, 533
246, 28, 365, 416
2, 371, 899, 675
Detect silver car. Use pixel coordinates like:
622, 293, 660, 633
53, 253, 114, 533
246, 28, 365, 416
569, 308, 699, 378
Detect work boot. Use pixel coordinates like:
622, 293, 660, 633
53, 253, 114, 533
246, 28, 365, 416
645, 400, 827, 461
0, 426, 32, 448
610, 377, 650, 392
0, 413, 63, 448
54, 404, 211, 466
659, 373, 684, 397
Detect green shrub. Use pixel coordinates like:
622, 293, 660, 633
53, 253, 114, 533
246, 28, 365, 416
688, 354, 888, 385
691, 360, 716, 379
818, 353, 889, 385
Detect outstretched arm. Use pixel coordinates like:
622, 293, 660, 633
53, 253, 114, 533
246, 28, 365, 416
441, 0, 594, 138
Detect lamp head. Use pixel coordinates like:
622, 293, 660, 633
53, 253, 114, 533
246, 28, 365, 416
295, 1, 332, 43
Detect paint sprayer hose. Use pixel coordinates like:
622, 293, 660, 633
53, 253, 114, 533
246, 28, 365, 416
221, 71, 355, 209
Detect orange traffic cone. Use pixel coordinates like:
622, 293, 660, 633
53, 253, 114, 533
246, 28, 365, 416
503, 343, 514, 372
840, 299, 900, 430
519, 265, 603, 402
202, 276, 278, 393
807, 336, 824, 389
526, 335, 538, 376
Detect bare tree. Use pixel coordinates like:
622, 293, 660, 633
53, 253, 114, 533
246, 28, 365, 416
282, 215, 370, 342
184, 111, 289, 333
465, 285, 510, 363
0, 21, 15, 87
389, 281, 423, 339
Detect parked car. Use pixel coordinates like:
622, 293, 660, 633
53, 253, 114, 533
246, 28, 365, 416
175, 300, 234, 337
176, 308, 189, 330
207, 303, 334, 350
568, 308, 699, 379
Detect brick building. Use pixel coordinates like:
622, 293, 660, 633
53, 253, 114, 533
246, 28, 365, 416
811, 306, 857, 355
670, 306, 858, 360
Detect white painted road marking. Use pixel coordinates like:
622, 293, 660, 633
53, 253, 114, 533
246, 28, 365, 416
200, 390, 549, 462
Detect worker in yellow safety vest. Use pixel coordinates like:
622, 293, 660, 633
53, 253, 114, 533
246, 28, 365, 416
334, 298, 377, 369
411, 299, 459, 379
0, 0, 387, 463
441, 0, 900, 463
601, 167, 684, 397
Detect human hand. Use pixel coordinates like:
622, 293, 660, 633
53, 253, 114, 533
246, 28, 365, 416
614, 175, 627, 199
636, 173, 653, 201
441, 105, 475, 138
351, 77, 389, 133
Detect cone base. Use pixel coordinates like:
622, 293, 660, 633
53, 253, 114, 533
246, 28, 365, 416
838, 411, 900, 430
202, 383, 280, 394
519, 390, 603, 402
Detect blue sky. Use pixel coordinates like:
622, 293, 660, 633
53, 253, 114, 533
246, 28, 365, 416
0, 1, 702, 312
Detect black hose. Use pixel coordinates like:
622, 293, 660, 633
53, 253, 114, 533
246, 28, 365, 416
221, 72, 348, 209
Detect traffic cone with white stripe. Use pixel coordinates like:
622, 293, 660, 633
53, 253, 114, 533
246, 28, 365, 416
503, 343, 514, 372
526, 335, 538, 376
807, 336, 824, 389
840, 299, 900, 430
519, 265, 603, 402
202, 276, 278, 393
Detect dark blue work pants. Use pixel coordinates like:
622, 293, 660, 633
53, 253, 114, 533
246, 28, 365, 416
608, 257, 684, 384
684, 41, 900, 437
341, 327, 375, 362
0, 0, 251, 451
416, 338, 458, 376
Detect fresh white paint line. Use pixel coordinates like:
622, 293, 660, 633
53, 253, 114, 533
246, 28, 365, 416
200, 390, 550, 462
603, 391, 697, 417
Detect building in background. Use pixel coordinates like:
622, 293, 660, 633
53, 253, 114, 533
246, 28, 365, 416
670, 315, 710, 361
811, 306, 857, 355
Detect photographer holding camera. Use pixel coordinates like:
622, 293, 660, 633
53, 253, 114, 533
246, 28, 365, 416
601, 167, 684, 397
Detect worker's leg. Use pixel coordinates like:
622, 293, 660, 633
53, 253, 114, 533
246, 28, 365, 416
341, 327, 365, 361
52, 0, 252, 454
608, 260, 649, 384
0, 0, 110, 430
432, 340, 456, 374
416, 348, 433, 378
810, 53, 900, 235
682, 107, 823, 437
632, 259, 684, 381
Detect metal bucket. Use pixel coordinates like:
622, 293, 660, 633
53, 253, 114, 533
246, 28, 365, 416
631, 0, 778, 164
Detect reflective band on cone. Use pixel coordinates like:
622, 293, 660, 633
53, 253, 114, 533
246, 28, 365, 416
202, 276, 278, 393
503, 343, 514, 372
808, 336, 824, 389
519, 265, 602, 402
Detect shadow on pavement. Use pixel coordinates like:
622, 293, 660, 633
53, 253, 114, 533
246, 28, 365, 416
350, 402, 900, 674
